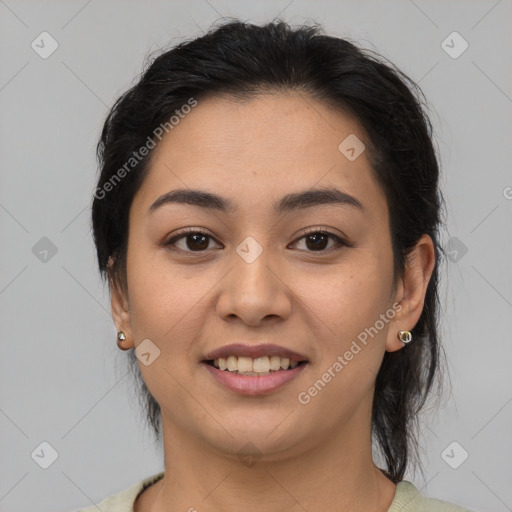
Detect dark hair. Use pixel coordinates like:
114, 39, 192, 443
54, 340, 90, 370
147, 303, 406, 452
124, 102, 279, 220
91, 18, 446, 483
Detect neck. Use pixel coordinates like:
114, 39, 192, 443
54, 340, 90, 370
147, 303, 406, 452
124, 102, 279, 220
139, 406, 397, 512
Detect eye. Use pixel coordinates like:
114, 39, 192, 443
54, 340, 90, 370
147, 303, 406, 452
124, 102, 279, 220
163, 227, 350, 255
291, 229, 348, 252
164, 228, 222, 253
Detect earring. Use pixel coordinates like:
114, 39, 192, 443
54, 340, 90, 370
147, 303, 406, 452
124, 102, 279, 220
397, 330, 412, 345
117, 331, 130, 351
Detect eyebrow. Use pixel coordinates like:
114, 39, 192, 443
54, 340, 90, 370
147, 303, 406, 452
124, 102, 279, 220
147, 187, 364, 216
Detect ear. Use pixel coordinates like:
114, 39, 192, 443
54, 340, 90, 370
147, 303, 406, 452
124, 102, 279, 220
386, 234, 436, 352
108, 256, 134, 349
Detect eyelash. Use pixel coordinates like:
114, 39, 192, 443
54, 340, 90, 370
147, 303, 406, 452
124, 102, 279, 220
163, 227, 350, 256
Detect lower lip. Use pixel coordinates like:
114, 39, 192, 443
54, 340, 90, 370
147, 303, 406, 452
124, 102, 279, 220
202, 362, 308, 395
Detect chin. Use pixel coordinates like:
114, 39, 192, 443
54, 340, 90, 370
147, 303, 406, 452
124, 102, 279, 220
206, 424, 305, 460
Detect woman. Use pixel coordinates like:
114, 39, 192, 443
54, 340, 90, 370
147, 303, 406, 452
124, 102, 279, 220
83, 19, 473, 512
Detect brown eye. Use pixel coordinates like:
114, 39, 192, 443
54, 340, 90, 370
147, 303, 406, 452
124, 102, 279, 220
305, 232, 329, 251
182, 233, 210, 251
164, 230, 222, 253
292, 230, 347, 252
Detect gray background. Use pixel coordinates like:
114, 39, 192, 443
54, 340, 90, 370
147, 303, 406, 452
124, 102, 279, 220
1, 1, 511, 511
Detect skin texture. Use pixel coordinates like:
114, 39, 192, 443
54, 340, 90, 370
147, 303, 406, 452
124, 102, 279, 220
110, 92, 436, 512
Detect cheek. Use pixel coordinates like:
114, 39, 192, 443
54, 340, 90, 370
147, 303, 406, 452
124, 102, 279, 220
319, 259, 390, 319
125, 245, 183, 337
125, 244, 218, 346
305, 252, 394, 357
297, 263, 393, 418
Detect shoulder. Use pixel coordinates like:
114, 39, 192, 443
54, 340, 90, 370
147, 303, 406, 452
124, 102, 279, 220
388, 481, 475, 512
72, 471, 165, 512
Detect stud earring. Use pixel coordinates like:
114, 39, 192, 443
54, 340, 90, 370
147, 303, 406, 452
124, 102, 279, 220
117, 331, 130, 351
397, 330, 412, 346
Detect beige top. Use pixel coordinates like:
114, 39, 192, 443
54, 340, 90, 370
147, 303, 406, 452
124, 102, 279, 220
75, 471, 474, 512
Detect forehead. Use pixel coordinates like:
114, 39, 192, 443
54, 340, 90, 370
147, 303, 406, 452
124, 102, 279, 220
131, 92, 386, 220
153, 92, 364, 163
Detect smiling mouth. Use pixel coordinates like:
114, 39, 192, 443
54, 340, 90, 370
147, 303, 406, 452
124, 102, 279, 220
204, 356, 308, 376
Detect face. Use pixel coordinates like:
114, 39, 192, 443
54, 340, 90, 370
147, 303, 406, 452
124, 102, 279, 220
112, 92, 408, 461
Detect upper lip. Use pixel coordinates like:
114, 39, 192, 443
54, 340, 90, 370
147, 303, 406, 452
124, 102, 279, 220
203, 343, 308, 362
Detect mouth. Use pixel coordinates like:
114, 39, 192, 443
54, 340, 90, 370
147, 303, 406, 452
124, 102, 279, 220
203, 356, 308, 376
200, 344, 310, 395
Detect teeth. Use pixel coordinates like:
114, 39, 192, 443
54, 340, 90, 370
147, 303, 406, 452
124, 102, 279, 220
211, 356, 303, 373
269, 356, 281, 371
253, 356, 270, 372
226, 356, 237, 371
238, 357, 253, 372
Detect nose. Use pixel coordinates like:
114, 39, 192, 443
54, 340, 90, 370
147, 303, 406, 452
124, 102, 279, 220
216, 243, 292, 327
